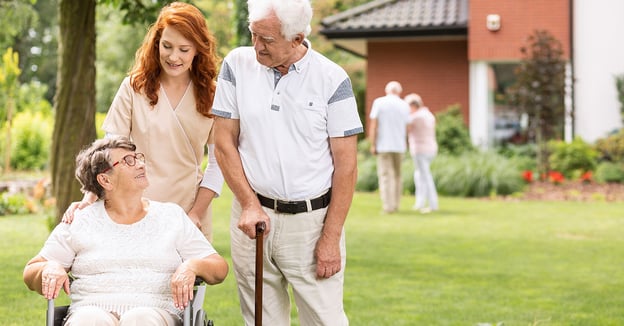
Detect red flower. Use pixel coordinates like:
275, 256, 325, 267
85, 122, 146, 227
580, 171, 592, 183
522, 170, 533, 183
548, 171, 565, 184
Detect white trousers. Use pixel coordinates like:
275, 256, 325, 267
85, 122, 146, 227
64, 306, 180, 326
230, 198, 348, 326
412, 153, 438, 210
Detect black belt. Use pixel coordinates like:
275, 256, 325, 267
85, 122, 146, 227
257, 189, 331, 214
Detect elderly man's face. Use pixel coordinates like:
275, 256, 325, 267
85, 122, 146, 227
249, 14, 301, 71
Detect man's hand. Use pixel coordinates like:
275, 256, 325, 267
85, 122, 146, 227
238, 206, 270, 239
314, 233, 342, 279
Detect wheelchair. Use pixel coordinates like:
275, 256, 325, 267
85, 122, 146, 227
46, 278, 214, 326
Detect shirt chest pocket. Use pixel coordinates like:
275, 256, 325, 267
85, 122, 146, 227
295, 98, 328, 140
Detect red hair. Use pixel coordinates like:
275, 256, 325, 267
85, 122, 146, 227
129, 2, 218, 117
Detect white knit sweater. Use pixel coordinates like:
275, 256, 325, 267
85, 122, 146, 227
40, 200, 217, 319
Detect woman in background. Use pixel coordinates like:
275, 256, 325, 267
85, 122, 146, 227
405, 93, 439, 213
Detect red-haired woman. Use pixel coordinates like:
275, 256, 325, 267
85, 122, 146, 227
67, 2, 223, 241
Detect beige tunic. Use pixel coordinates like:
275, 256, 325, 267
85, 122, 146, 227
103, 77, 214, 212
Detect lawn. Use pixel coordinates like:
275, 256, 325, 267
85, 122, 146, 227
1, 187, 623, 325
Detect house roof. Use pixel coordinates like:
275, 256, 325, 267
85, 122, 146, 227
319, 0, 468, 56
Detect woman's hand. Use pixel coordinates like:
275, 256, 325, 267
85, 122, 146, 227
41, 261, 70, 299
62, 192, 97, 223
171, 263, 196, 310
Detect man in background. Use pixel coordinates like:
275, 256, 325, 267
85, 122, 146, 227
369, 81, 410, 213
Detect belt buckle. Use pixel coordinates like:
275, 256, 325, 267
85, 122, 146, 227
275, 200, 306, 214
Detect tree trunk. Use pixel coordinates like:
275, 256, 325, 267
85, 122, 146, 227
235, 0, 250, 46
51, 0, 97, 224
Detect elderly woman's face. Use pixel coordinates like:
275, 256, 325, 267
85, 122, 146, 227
106, 148, 149, 191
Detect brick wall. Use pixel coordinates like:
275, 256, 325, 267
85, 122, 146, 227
469, 0, 571, 60
366, 40, 470, 128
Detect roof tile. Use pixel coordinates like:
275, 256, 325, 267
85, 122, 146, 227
321, 0, 468, 35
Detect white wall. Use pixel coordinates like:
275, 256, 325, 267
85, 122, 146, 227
469, 61, 491, 149
573, 0, 624, 142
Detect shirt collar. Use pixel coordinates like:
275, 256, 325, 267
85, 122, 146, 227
268, 39, 312, 74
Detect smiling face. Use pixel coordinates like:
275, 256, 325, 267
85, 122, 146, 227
249, 14, 303, 72
105, 148, 149, 192
158, 26, 197, 79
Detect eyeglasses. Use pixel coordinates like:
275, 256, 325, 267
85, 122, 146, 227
101, 153, 145, 174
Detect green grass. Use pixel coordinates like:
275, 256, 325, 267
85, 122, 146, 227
2, 187, 624, 325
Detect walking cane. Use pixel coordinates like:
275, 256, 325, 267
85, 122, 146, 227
255, 221, 266, 326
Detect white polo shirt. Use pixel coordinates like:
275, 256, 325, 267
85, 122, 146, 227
213, 41, 363, 200
369, 94, 410, 153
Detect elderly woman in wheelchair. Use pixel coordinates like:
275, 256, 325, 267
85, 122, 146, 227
23, 137, 228, 325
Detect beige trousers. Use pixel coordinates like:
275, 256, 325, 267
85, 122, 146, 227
64, 306, 179, 326
230, 198, 349, 326
376, 152, 404, 212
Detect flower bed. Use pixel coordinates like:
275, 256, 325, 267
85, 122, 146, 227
520, 181, 624, 202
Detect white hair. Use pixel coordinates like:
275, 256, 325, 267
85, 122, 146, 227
248, 0, 313, 40
385, 81, 402, 95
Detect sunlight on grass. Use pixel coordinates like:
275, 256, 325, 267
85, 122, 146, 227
2, 187, 624, 325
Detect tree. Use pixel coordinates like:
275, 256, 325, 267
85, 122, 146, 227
50, 0, 97, 223
12, 0, 59, 103
616, 74, 624, 126
95, 6, 146, 113
0, 0, 37, 51
507, 30, 566, 175
234, 0, 250, 46
0, 48, 21, 174
196, 0, 237, 57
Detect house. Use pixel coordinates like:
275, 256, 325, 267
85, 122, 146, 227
320, 0, 624, 147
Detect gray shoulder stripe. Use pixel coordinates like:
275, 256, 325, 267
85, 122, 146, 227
328, 78, 355, 104
344, 127, 363, 136
212, 109, 232, 119
219, 61, 236, 86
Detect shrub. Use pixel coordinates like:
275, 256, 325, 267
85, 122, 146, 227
436, 104, 474, 156
96, 111, 107, 139
594, 128, 624, 163
0, 192, 31, 215
431, 151, 525, 197
497, 143, 537, 171
547, 137, 597, 178
402, 156, 415, 195
356, 155, 378, 192
594, 162, 624, 183
2, 111, 53, 170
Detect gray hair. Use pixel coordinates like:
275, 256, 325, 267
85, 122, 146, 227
248, 0, 312, 41
404, 93, 424, 107
74, 137, 136, 199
